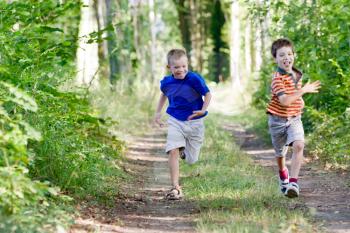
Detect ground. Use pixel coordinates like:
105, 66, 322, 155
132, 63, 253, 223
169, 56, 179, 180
70, 129, 199, 233
70, 122, 350, 233
226, 123, 350, 233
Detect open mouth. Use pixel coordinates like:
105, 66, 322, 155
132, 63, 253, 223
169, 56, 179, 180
176, 72, 186, 77
283, 60, 291, 66
282, 60, 293, 69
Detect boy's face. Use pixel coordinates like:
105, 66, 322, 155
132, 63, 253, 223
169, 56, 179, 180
168, 56, 188, 79
275, 46, 294, 72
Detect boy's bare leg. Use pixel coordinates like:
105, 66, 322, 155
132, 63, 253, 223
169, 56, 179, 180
168, 149, 180, 189
276, 156, 286, 171
290, 140, 304, 178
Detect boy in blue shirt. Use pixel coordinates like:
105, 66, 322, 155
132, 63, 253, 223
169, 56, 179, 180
154, 49, 211, 200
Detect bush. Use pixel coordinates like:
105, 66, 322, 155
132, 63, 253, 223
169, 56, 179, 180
307, 110, 350, 169
0, 1, 128, 231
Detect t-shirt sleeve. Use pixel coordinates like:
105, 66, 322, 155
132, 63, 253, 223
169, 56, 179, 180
271, 75, 285, 96
160, 78, 166, 94
191, 74, 210, 96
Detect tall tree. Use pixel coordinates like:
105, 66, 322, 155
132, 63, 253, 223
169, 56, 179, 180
105, 0, 119, 84
149, 0, 156, 83
244, 19, 252, 77
210, 0, 226, 83
76, 0, 99, 86
230, 0, 241, 87
131, 0, 142, 61
173, 0, 192, 68
94, 0, 108, 62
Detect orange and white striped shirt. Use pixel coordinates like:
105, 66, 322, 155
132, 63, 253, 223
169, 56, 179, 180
266, 67, 304, 118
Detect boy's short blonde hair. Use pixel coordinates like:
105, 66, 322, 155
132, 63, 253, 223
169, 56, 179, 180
167, 49, 187, 65
271, 38, 294, 58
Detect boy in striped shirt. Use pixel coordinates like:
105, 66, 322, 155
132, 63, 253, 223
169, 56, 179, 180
266, 38, 321, 198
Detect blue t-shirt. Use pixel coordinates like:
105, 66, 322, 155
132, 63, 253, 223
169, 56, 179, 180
160, 71, 210, 121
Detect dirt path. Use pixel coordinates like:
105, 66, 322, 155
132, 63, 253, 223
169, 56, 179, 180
70, 130, 198, 233
225, 123, 350, 233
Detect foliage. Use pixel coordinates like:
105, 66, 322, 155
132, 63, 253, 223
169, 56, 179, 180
28, 90, 127, 199
0, 79, 69, 232
307, 109, 350, 169
0, 0, 127, 231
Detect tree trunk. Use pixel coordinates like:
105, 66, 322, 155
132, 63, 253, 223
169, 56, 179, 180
189, 0, 202, 72
230, 0, 241, 89
254, 11, 262, 71
95, 0, 108, 62
174, 0, 192, 68
245, 19, 252, 78
76, 0, 99, 87
105, 0, 119, 84
149, 0, 156, 82
197, 0, 205, 73
261, 0, 270, 62
211, 0, 226, 83
131, 0, 141, 61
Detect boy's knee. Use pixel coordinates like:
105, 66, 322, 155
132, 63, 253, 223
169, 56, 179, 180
293, 141, 304, 152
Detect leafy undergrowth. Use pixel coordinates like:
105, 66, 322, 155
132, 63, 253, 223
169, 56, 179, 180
181, 115, 319, 233
0, 1, 129, 232
307, 110, 350, 170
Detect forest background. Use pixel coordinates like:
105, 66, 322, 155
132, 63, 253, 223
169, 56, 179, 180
0, 0, 349, 232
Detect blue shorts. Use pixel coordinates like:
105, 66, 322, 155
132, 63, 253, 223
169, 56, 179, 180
268, 114, 304, 157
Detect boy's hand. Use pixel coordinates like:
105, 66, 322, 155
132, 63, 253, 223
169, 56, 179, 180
187, 110, 206, 120
302, 80, 321, 94
154, 113, 164, 127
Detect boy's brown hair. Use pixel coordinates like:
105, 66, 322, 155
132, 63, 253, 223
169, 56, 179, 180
271, 38, 294, 58
167, 49, 187, 65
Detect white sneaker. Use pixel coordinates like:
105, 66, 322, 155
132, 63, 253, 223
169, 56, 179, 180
279, 178, 289, 194
279, 168, 289, 194
285, 182, 299, 198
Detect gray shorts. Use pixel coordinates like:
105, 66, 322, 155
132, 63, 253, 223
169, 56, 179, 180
268, 114, 304, 157
166, 116, 205, 164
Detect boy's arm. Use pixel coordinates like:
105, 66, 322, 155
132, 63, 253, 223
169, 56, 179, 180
187, 92, 212, 120
154, 93, 167, 127
278, 80, 321, 106
201, 92, 212, 112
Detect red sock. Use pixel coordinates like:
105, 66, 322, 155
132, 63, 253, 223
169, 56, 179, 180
290, 178, 298, 183
279, 168, 288, 180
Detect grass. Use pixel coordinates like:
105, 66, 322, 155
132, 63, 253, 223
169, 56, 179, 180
90, 80, 157, 138
181, 114, 320, 233
229, 108, 271, 146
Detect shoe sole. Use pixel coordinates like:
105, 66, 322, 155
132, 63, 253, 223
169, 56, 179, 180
286, 189, 299, 198
165, 196, 183, 200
